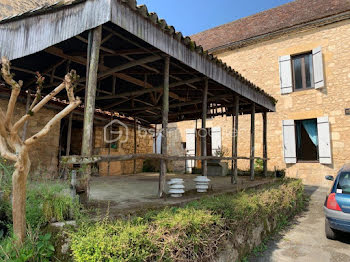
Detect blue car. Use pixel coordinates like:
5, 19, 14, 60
324, 164, 350, 239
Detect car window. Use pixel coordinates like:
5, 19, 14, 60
337, 172, 350, 194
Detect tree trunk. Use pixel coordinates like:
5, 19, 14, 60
12, 149, 30, 244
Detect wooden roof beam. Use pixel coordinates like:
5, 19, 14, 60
96, 77, 204, 101
114, 93, 231, 112
45, 46, 156, 94
81, 55, 162, 82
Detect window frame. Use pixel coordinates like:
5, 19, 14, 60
291, 51, 314, 92
294, 118, 319, 163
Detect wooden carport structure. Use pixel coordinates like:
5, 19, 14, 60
0, 0, 276, 198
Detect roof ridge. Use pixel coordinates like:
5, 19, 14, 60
191, 0, 350, 52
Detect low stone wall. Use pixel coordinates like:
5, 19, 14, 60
216, 216, 279, 261
215, 187, 303, 261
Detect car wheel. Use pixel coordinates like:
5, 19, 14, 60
325, 219, 337, 240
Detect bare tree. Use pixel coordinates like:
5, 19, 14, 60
0, 57, 81, 244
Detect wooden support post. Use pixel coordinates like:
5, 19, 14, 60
154, 124, 157, 153
250, 103, 256, 181
66, 113, 73, 156
201, 78, 208, 177
263, 112, 267, 177
133, 117, 137, 174
107, 116, 112, 176
112, 76, 116, 95
81, 26, 102, 203
231, 96, 239, 184
195, 119, 198, 168
159, 56, 170, 198
22, 90, 31, 141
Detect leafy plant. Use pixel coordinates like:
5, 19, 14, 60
214, 146, 228, 157
254, 158, 264, 172
0, 229, 55, 262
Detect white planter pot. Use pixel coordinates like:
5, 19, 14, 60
168, 178, 185, 197
194, 176, 211, 193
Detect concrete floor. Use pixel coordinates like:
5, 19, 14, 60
249, 186, 350, 262
89, 173, 272, 214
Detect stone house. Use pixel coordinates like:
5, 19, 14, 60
170, 0, 350, 186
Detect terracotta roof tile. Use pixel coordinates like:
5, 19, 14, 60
191, 0, 350, 51
0, 0, 61, 20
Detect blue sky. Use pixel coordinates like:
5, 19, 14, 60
137, 0, 293, 36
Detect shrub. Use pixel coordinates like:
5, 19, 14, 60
70, 208, 222, 262
70, 219, 158, 262
70, 179, 305, 262
187, 179, 304, 222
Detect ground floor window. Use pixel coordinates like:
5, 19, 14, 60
295, 118, 318, 162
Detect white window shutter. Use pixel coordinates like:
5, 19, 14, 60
186, 129, 196, 172
211, 127, 222, 156
279, 55, 293, 94
282, 120, 296, 163
313, 46, 325, 89
317, 116, 332, 164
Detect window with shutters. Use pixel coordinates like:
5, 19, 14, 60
282, 116, 331, 164
292, 52, 314, 91
279, 47, 324, 95
295, 119, 318, 162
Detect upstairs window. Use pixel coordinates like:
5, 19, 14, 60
279, 46, 325, 94
292, 52, 314, 91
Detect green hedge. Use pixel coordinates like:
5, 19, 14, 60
69, 179, 304, 262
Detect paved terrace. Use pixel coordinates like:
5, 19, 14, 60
89, 173, 274, 215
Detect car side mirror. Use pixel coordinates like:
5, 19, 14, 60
325, 175, 334, 181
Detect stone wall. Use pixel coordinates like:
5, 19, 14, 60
171, 20, 350, 186
0, 98, 60, 178
94, 124, 153, 175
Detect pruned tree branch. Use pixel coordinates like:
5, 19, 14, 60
0, 108, 7, 138
25, 99, 81, 146
1, 57, 23, 128
29, 72, 45, 111
0, 136, 17, 161
11, 70, 79, 135
11, 82, 66, 134
64, 70, 79, 103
